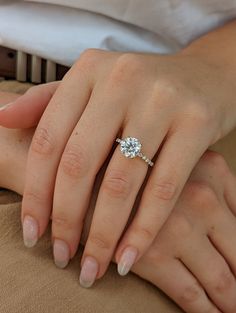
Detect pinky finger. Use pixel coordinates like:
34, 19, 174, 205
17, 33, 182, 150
132, 256, 221, 313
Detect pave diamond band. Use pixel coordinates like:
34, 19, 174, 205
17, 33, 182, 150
116, 137, 154, 167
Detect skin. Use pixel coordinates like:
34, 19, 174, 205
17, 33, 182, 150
1, 20, 236, 289
1, 92, 236, 313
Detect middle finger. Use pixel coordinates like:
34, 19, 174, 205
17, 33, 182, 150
51, 85, 126, 266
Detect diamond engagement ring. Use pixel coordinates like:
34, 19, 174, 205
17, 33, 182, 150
116, 136, 154, 167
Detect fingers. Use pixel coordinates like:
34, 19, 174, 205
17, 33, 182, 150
115, 127, 210, 270
179, 233, 236, 313
132, 256, 221, 313
207, 203, 236, 275
79, 118, 169, 285
51, 89, 125, 265
0, 82, 59, 128
21, 68, 92, 247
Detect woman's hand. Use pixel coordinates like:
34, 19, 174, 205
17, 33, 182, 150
0, 113, 236, 313
1, 21, 236, 287
132, 150, 236, 313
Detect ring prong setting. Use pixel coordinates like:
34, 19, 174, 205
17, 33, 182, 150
116, 136, 154, 167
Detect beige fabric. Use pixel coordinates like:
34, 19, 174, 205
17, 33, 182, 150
0, 81, 235, 313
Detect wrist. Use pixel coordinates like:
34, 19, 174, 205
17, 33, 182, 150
178, 20, 236, 69
175, 22, 236, 133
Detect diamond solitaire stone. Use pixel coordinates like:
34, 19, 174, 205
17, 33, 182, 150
116, 136, 154, 166
119, 137, 142, 158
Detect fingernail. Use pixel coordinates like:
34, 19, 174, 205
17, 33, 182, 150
53, 239, 70, 269
79, 256, 99, 288
23, 215, 39, 248
118, 246, 138, 276
0, 102, 13, 111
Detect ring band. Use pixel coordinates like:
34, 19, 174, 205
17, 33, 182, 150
116, 137, 154, 167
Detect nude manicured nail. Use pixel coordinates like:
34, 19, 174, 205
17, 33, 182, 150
53, 239, 70, 269
79, 256, 99, 288
118, 247, 138, 276
0, 102, 13, 111
23, 215, 39, 248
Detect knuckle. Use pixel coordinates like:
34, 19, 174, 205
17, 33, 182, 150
209, 268, 234, 294
153, 79, 179, 102
24, 190, 43, 206
60, 143, 89, 179
185, 181, 217, 206
187, 104, 212, 127
89, 232, 112, 251
148, 179, 177, 201
183, 181, 218, 216
184, 181, 214, 201
146, 248, 167, 266
168, 212, 193, 238
179, 281, 203, 304
75, 48, 103, 71
146, 79, 182, 118
80, 48, 100, 58
31, 127, 55, 155
201, 150, 228, 174
110, 53, 144, 84
102, 169, 132, 200
116, 53, 144, 72
131, 223, 155, 242
52, 214, 77, 231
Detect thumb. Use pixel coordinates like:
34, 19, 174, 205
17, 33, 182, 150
0, 81, 59, 128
